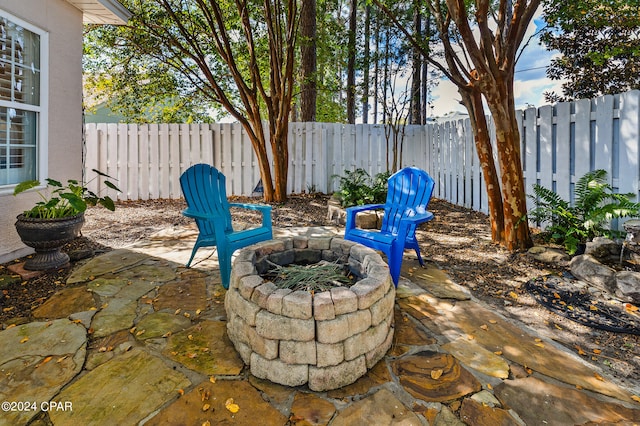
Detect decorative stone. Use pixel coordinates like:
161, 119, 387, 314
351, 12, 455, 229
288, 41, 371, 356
494, 376, 640, 425
32, 286, 96, 319
251, 352, 309, 387
308, 355, 367, 391
343, 313, 391, 360
391, 351, 482, 402
313, 290, 336, 320
570, 254, 616, 293
240, 274, 264, 300
145, 379, 288, 426
280, 340, 317, 364
251, 281, 277, 308
282, 290, 313, 319
91, 297, 138, 338
266, 288, 293, 315
154, 276, 207, 314
527, 245, 571, 265
459, 398, 521, 425
330, 388, 422, 426
290, 392, 336, 426
586, 237, 621, 263
134, 312, 192, 340
441, 338, 510, 379
316, 342, 345, 367
49, 349, 190, 426
164, 320, 244, 376
330, 287, 358, 315
255, 310, 315, 341
614, 270, 640, 303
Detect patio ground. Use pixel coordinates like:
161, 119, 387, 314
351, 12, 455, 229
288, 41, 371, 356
0, 195, 639, 425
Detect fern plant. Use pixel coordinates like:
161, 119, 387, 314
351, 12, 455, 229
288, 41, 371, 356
527, 169, 640, 254
333, 168, 390, 207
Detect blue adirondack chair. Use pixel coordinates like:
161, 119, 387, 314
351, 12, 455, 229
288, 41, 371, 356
344, 167, 435, 286
179, 164, 273, 289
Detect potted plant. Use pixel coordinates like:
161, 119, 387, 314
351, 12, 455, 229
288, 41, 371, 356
13, 169, 120, 270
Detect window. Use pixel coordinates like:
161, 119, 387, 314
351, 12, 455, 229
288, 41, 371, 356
0, 12, 45, 187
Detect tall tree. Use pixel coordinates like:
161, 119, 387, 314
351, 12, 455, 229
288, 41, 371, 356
346, 0, 358, 123
362, 5, 372, 124
410, 1, 422, 124
299, 0, 317, 121
541, 0, 640, 102
376, 0, 537, 250
84, 0, 297, 202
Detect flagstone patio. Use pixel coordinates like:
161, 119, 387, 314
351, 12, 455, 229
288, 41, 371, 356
0, 225, 638, 425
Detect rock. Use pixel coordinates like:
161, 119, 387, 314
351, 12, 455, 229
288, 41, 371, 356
146, 379, 288, 426
526, 246, 570, 265
0, 319, 87, 426
330, 388, 422, 426
356, 210, 378, 229
586, 237, 621, 263
615, 270, 640, 304
32, 286, 96, 319
50, 349, 191, 426
441, 338, 510, 379
459, 398, 523, 425
164, 320, 244, 376
327, 194, 346, 225
391, 351, 482, 402
570, 254, 616, 294
290, 392, 336, 425
494, 376, 640, 425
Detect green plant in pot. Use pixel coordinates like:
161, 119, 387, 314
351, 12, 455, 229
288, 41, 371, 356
13, 169, 120, 270
526, 169, 640, 255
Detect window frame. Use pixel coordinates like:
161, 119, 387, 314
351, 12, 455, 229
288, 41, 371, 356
0, 9, 48, 195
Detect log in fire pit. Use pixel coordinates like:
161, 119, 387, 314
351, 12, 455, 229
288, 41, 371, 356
225, 235, 395, 391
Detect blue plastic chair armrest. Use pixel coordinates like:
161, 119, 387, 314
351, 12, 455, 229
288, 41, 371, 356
397, 211, 434, 237
345, 204, 385, 232
182, 208, 222, 221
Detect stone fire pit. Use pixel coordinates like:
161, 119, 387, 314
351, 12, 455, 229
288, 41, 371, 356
225, 236, 395, 391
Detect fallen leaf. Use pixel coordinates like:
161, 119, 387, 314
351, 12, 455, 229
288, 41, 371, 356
553, 292, 561, 299
489, 320, 497, 324
589, 305, 598, 311
554, 324, 563, 330
494, 351, 503, 356
480, 324, 488, 331
508, 291, 518, 299
57, 356, 68, 363
594, 372, 604, 381
177, 389, 185, 396
20, 337, 29, 343
430, 369, 444, 380
625, 303, 639, 313
486, 383, 493, 390
575, 346, 586, 356
534, 338, 542, 342
209, 376, 216, 383
196, 309, 202, 315
593, 349, 602, 354
631, 395, 640, 403
202, 403, 211, 412
135, 329, 146, 336
187, 353, 197, 359
175, 309, 181, 315
6, 324, 16, 329
535, 343, 545, 348
203, 421, 211, 426
188, 334, 194, 340
467, 334, 475, 340
225, 398, 240, 413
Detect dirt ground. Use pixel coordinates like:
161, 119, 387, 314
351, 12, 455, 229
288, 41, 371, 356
1, 194, 638, 392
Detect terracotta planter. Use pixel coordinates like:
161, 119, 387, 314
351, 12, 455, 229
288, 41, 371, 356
14, 213, 85, 270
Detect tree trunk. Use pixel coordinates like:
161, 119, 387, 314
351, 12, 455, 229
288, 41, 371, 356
300, 0, 317, 122
410, 3, 422, 124
362, 5, 371, 124
483, 78, 532, 250
346, 0, 357, 124
459, 89, 505, 243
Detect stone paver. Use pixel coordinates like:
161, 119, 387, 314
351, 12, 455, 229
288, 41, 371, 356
2, 226, 639, 426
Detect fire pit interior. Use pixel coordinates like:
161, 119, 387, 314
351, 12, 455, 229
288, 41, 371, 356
225, 236, 395, 391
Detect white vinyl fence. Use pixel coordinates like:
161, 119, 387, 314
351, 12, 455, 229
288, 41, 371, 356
85, 90, 640, 217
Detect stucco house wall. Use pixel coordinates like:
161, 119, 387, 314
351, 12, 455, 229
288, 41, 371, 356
0, 0, 128, 263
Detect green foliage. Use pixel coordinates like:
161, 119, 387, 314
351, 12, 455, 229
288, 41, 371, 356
541, 0, 640, 102
14, 170, 121, 219
265, 260, 354, 292
526, 170, 640, 254
334, 168, 391, 207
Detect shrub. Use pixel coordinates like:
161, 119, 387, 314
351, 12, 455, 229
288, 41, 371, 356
526, 169, 640, 254
333, 168, 391, 208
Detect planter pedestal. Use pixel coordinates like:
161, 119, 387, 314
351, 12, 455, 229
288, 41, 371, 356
225, 236, 395, 391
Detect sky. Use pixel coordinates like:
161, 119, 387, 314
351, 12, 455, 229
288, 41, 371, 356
427, 15, 565, 118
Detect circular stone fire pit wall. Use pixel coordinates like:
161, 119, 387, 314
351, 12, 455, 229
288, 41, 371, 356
225, 236, 395, 391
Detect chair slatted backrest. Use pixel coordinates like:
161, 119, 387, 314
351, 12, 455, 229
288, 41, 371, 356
381, 168, 435, 236
180, 164, 233, 236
